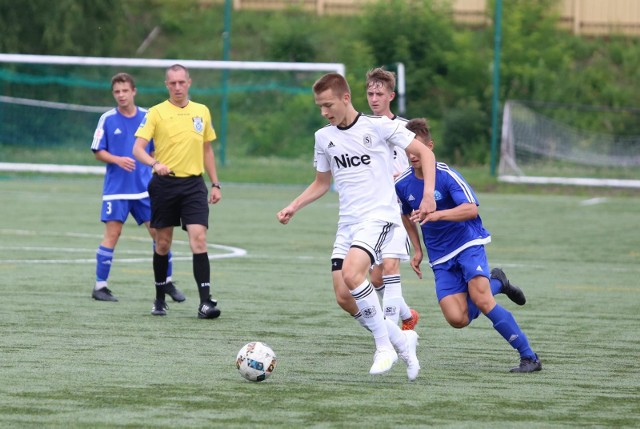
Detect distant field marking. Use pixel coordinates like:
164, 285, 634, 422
0, 229, 246, 264
557, 284, 638, 292
580, 197, 608, 206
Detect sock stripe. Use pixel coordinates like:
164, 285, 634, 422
351, 282, 374, 300
382, 275, 401, 285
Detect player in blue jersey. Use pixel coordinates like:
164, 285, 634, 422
395, 118, 541, 373
90, 72, 184, 303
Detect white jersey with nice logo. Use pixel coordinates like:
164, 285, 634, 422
314, 113, 416, 226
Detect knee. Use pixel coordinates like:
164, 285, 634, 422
155, 241, 171, 254
472, 296, 496, 314
382, 259, 400, 274
189, 236, 208, 254
341, 269, 364, 290
103, 230, 121, 246
445, 314, 469, 329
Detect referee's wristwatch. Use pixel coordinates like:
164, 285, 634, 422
211, 182, 221, 189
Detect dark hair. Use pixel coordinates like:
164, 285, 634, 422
313, 73, 351, 96
365, 67, 396, 92
405, 118, 433, 143
111, 72, 135, 89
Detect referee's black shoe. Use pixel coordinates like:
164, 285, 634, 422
164, 282, 186, 302
198, 297, 221, 319
151, 299, 168, 316
491, 267, 526, 306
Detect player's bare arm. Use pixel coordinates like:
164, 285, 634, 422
406, 139, 436, 218
401, 214, 423, 279
277, 171, 331, 225
422, 202, 478, 223
94, 149, 136, 172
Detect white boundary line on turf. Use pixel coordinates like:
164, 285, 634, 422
0, 229, 247, 264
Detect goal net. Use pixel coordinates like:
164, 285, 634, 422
0, 54, 345, 174
499, 100, 640, 188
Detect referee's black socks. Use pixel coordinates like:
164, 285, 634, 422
193, 252, 211, 302
153, 251, 169, 301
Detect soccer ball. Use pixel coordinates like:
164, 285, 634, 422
236, 341, 277, 382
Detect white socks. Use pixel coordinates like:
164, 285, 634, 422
351, 280, 393, 351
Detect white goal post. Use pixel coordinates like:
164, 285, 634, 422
0, 53, 345, 76
499, 100, 640, 189
0, 53, 345, 174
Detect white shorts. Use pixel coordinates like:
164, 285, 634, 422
331, 219, 396, 266
380, 225, 410, 261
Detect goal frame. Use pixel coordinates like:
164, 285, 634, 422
498, 100, 640, 189
0, 53, 345, 174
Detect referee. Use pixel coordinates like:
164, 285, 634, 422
133, 64, 222, 319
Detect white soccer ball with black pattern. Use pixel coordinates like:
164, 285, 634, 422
236, 341, 277, 382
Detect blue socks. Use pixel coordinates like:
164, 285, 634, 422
167, 250, 173, 278
96, 245, 113, 282
486, 304, 535, 359
490, 277, 502, 296
466, 296, 481, 323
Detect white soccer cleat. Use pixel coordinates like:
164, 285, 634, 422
399, 330, 421, 381
369, 348, 398, 375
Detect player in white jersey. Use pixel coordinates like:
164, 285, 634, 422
90, 73, 184, 303
365, 67, 419, 331
277, 73, 436, 380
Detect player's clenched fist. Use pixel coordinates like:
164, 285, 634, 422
277, 206, 295, 224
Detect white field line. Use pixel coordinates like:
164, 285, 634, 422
0, 229, 246, 264
580, 197, 608, 206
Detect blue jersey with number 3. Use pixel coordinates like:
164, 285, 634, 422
91, 107, 154, 201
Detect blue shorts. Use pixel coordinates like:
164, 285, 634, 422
432, 245, 490, 302
100, 198, 151, 225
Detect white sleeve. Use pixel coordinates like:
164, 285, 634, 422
314, 134, 331, 172
388, 123, 415, 150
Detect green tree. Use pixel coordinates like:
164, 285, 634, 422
0, 0, 129, 56
360, 0, 461, 118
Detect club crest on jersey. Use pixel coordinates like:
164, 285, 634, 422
363, 135, 372, 148
193, 117, 204, 132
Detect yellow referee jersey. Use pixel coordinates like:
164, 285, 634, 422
135, 100, 216, 177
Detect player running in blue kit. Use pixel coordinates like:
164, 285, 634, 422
395, 118, 541, 373
91, 72, 184, 303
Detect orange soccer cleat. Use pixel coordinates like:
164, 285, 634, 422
401, 308, 420, 331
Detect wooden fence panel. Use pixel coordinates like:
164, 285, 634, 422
227, 0, 640, 35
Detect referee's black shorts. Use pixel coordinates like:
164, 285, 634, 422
148, 175, 209, 230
